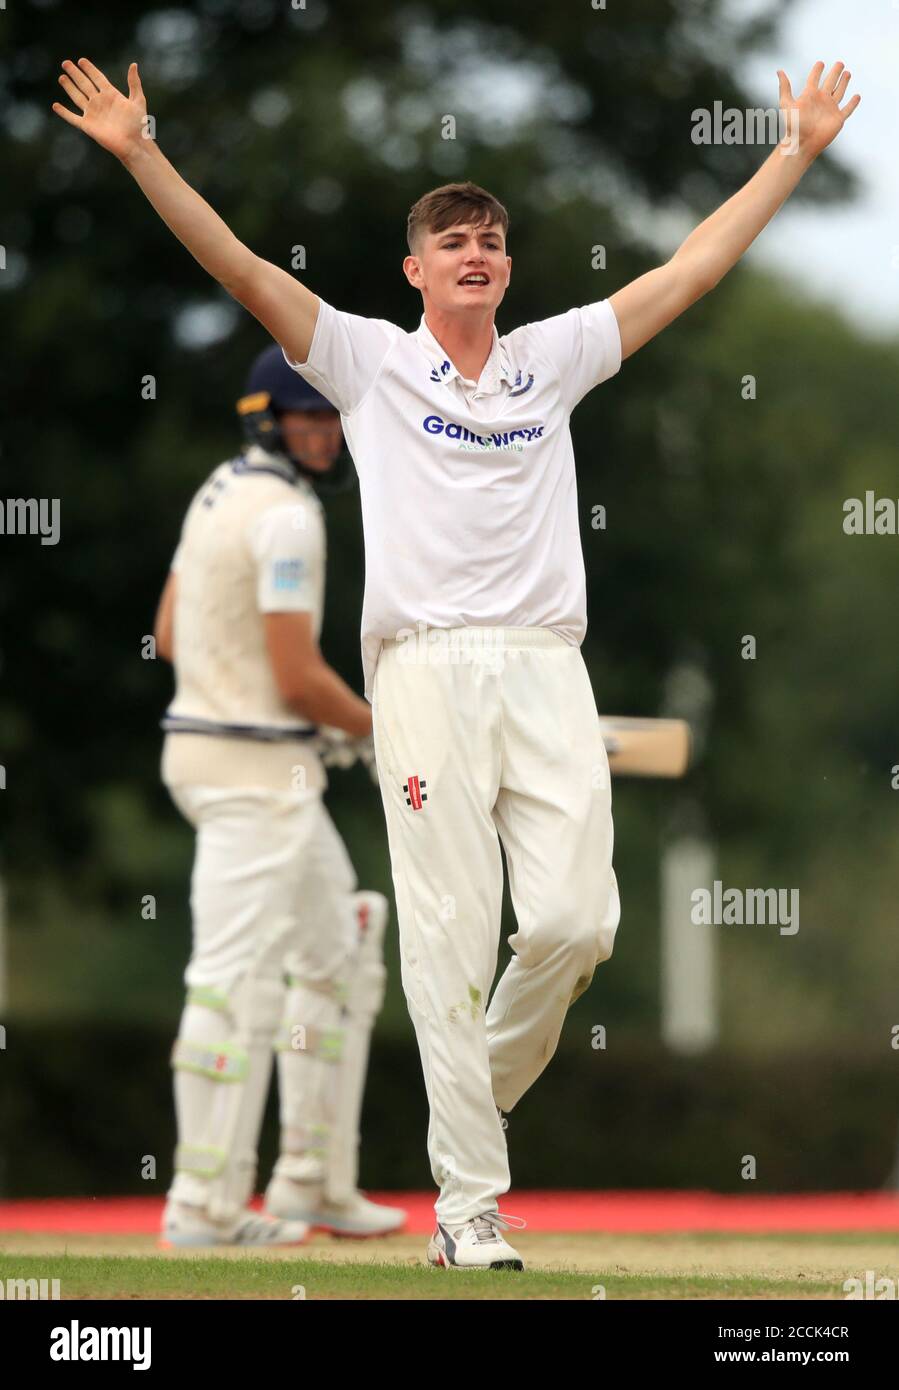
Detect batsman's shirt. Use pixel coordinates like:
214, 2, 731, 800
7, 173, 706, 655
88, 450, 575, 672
283, 296, 622, 702
161, 444, 327, 791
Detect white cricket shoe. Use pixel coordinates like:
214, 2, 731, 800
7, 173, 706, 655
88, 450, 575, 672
265, 1176, 406, 1238
160, 1199, 309, 1248
427, 1212, 525, 1270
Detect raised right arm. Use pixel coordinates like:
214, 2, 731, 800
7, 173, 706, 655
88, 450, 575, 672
52, 58, 318, 365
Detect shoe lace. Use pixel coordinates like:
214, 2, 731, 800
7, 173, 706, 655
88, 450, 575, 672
471, 1211, 527, 1242
238, 1212, 281, 1239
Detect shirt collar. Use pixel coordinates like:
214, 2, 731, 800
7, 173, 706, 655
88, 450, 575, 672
237, 444, 325, 502
415, 315, 516, 393
239, 443, 298, 480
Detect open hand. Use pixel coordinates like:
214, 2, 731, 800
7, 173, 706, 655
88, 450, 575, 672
778, 61, 860, 159
52, 58, 148, 163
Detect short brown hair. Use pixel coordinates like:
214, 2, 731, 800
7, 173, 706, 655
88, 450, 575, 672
406, 181, 509, 255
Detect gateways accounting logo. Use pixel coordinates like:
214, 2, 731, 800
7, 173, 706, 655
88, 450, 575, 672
421, 413, 546, 452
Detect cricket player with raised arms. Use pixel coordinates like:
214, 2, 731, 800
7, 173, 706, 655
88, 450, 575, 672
54, 53, 859, 1267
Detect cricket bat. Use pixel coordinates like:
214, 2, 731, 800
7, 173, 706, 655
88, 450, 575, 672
598, 716, 691, 778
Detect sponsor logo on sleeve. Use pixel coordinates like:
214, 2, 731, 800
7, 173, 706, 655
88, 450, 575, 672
272, 558, 305, 591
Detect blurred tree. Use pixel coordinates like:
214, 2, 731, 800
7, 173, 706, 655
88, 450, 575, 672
3, 0, 894, 1048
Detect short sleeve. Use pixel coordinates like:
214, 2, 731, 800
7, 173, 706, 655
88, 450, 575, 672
247, 501, 324, 613
281, 297, 397, 416
170, 541, 184, 575
527, 299, 622, 412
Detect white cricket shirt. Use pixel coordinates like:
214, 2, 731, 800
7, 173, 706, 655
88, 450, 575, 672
161, 444, 328, 791
283, 296, 622, 700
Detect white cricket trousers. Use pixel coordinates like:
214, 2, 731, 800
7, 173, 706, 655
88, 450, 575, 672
372, 627, 620, 1227
165, 784, 359, 1214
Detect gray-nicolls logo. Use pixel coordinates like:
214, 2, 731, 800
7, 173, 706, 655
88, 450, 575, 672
403, 773, 427, 810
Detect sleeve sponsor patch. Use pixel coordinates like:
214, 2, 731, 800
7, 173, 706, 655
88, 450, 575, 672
272, 558, 305, 591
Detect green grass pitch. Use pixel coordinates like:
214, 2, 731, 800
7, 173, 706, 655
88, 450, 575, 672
2, 1231, 896, 1299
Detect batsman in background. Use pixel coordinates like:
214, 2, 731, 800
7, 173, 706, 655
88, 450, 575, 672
54, 54, 859, 1268
153, 346, 405, 1246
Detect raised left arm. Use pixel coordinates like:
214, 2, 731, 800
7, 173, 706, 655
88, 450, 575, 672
610, 61, 860, 360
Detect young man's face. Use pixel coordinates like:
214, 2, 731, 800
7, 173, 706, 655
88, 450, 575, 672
404, 220, 511, 316
278, 408, 343, 473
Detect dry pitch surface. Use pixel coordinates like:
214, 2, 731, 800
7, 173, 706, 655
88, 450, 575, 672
2, 1231, 896, 1299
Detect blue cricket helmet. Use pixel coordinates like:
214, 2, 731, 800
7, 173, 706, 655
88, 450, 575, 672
236, 344, 354, 494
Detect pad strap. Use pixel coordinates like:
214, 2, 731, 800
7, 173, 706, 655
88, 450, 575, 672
174, 1143, 227, 1178
171, 1037, 248, 1082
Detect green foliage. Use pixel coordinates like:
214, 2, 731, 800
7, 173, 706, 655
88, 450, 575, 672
2, 0, 891, 1055
4, 1024, 897, 1194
